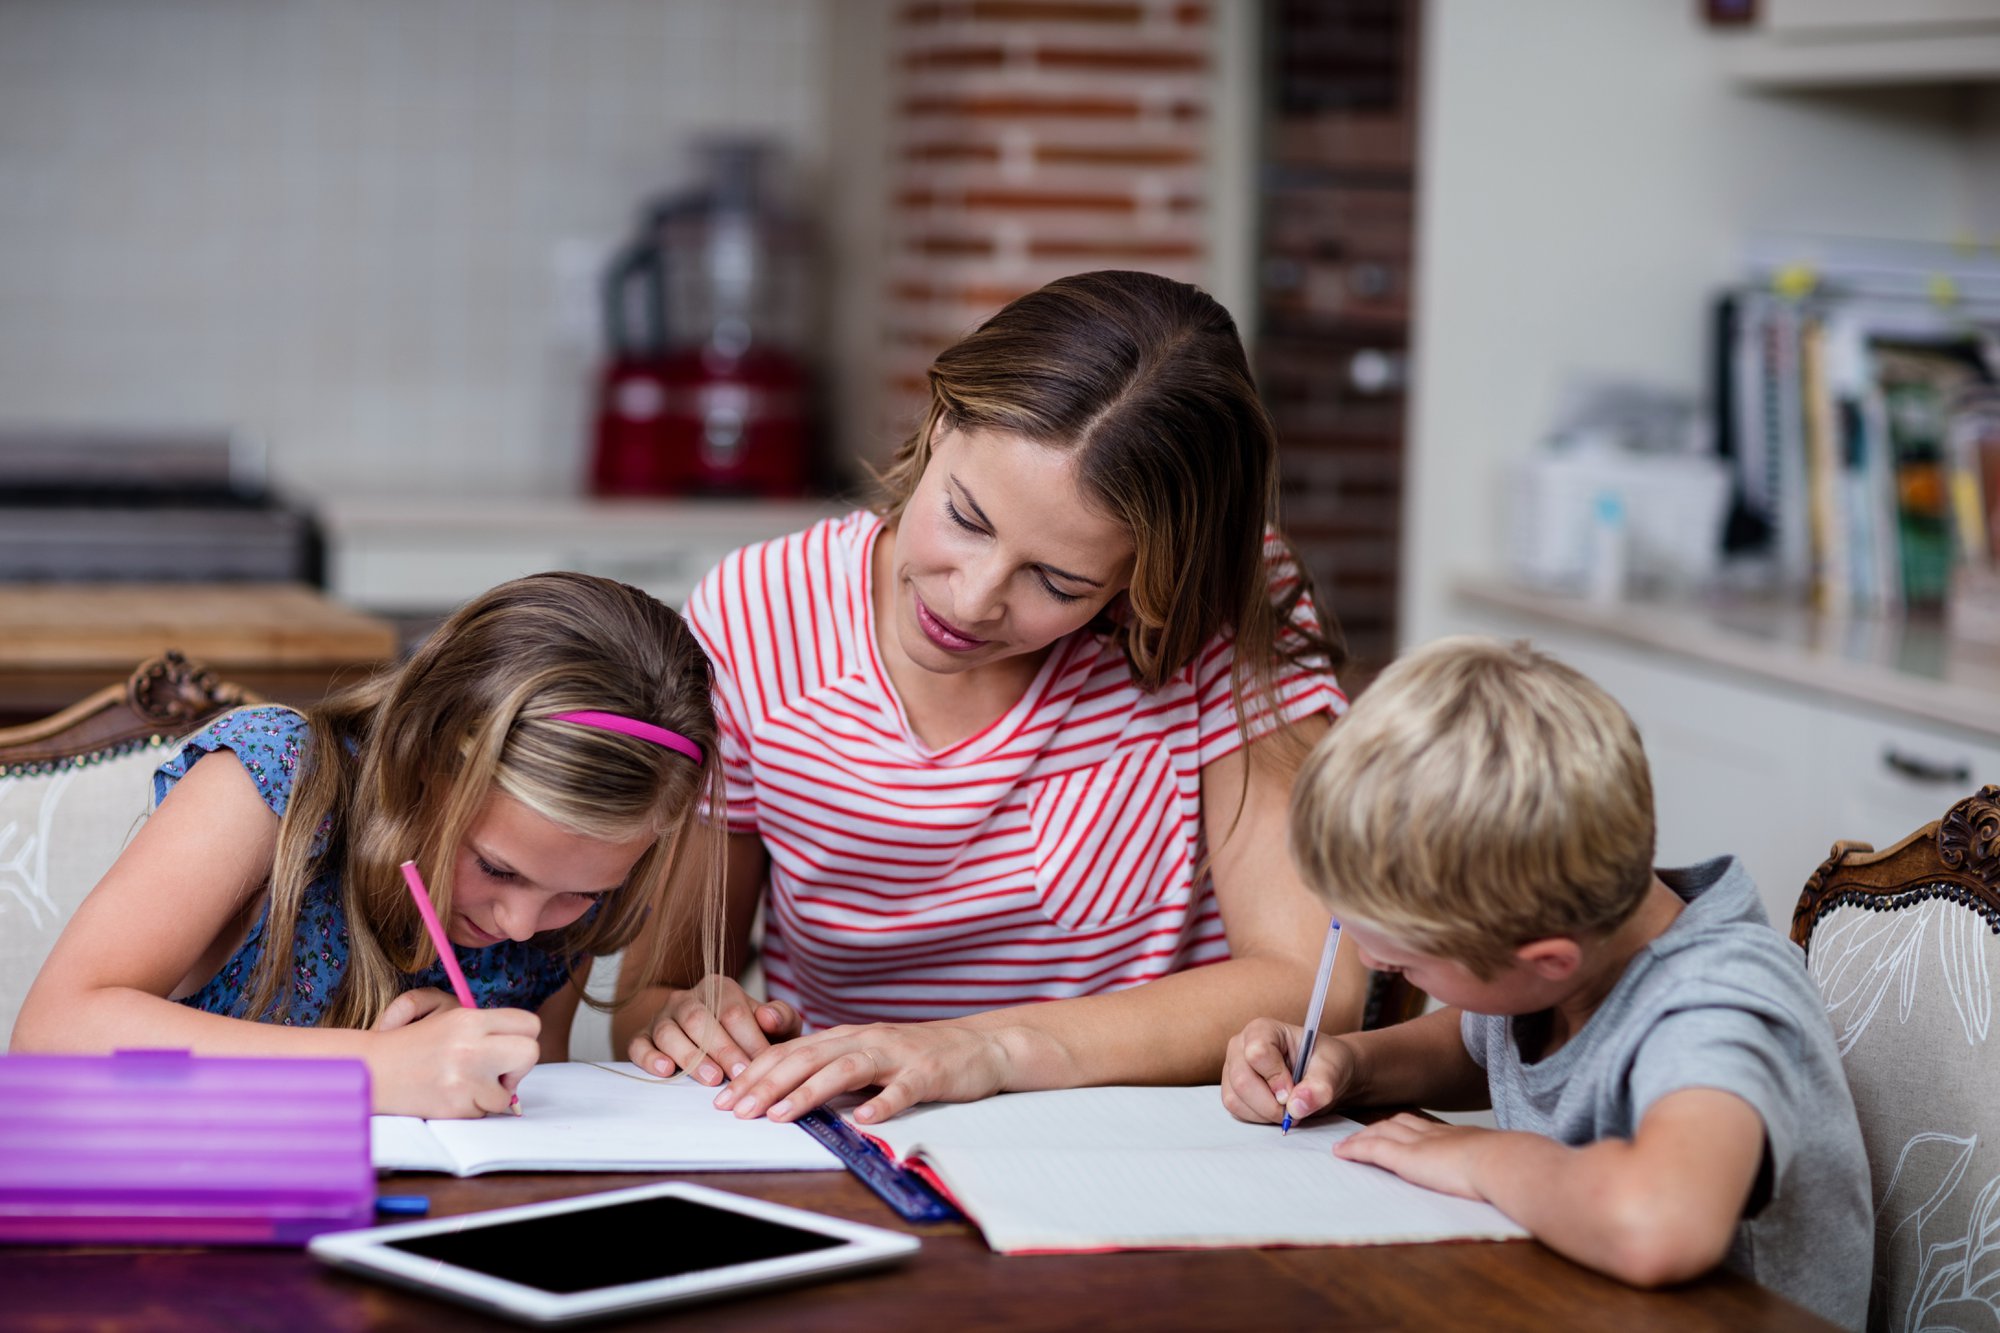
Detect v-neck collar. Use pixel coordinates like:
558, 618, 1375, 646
856, 512, 1076, 766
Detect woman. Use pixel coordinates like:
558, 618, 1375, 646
612, 270, 1367, 1124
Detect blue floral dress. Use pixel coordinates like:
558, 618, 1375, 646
158, 706, 576, 1024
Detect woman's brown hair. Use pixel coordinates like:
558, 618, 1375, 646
239, 571, 724, 1029
875, 270, 1346, 777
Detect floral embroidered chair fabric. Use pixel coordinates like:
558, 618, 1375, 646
1793, 785, 2000, 1333
0, 653, 253, 1044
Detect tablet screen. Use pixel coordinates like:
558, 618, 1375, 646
385, 1194, 845, 1295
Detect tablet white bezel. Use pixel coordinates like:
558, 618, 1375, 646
307, 1182, 921, 1325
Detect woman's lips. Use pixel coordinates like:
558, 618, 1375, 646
914, 591, 987, 652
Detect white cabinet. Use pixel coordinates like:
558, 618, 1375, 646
1815, 706, 2000, 852
321, 498, 843, 619
1453, 586, 2000, 932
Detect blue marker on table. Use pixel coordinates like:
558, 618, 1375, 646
374, 1195, 430, 1217
1281, 918, 1342, 1135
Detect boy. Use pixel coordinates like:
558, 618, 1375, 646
1223, 636, 1870, 1329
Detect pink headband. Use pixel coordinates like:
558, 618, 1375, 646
551, 710, 704, 764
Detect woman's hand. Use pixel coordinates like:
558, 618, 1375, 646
370, 988, 540, 1119
1220, 1017, 1357, 1126
628, 975, 801, 1085
715, 1020, 1016, 1125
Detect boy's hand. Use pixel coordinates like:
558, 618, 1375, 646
1334, 1112, 1490, 1200
1220, 1017, 1356, 1125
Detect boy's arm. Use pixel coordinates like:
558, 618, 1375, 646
1336, 1087, 1765, 1288
1327, 1005, 1491, 1113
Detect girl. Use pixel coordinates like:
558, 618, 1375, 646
12, 572, 722, 1118
614, 269, 1370, 1126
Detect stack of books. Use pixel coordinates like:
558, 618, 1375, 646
1717, 237, 2000, 624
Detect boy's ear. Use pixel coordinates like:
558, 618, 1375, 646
1513, 937, 1582, 982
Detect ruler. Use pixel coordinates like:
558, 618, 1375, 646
794, 1108, 961, 1223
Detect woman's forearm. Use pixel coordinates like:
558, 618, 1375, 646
960, 949, 1355, 1091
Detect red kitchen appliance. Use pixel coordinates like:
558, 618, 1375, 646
591, 140, 819, 497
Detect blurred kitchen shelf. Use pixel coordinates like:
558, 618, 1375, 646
320, 497, 845, 624
1720, 19, 2000, 87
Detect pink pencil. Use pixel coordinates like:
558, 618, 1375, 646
399, 859, 520, 1114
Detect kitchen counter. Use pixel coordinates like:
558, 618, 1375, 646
1457, 579, 2000, 742
0, 583, 398, 722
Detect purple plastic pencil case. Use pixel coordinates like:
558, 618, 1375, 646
0, 1049, 374, 1246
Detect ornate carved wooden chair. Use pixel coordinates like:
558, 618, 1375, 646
0, 652, 256, 1043
1792, 785, 2000, 1333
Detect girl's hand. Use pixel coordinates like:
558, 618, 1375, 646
371, 989, 541, 1119
715, 1021, 1014, 1126
1333, 1113, 1491, 1201
1220, 1017, 1357, 1126
629, 975, 801, 1085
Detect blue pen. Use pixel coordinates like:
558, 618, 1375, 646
1281, 918, 1341, 1134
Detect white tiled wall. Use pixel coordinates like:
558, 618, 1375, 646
0, 0, 831, 499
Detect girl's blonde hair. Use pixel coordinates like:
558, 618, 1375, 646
874, 270, 1345, 789
241, 571, 724, 1029
1288, 636, 1657, 977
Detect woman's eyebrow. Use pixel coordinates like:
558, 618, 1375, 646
952, 475, 1107, 588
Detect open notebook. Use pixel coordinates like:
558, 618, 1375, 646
371, 1062, 840, 1176
857, 1085, 1529, 1254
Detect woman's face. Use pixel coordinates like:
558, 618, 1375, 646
887, 425, 1135, 676
444, 790, 653, 947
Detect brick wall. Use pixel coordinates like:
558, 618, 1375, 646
882, 1, 1217, 436
1259, 0, 1420, 684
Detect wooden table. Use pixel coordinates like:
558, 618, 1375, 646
0, 583, 398, 722
0, 1169, 1839, 1331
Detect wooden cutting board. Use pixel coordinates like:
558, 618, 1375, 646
0, 584, 398, 669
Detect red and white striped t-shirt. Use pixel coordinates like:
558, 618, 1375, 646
684, 511, 1344, 1030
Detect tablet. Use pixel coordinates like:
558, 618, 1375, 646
307, 1182, 921, 1326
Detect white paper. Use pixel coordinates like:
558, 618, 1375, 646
860, 1085, 1528, 1253
370, 1062, 840, 1175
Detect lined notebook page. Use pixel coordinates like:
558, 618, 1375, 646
371, 1062, 839, 1175
862, 1085, 1527, 1253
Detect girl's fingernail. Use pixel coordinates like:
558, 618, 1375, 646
759, 1007, 777, 1024
715, 1088, 736, 1108
736, 1098, 760, 1118
856, 1105, 876, 1122
730, 1063, 746, 1078
655, 1058, 672, 1075
769, 1100, 791, 1119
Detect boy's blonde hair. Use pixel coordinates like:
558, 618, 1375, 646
1289, 635, 1655, 977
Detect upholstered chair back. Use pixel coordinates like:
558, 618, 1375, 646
0, 653, 252, 1043
1793, 785, 2000, 1333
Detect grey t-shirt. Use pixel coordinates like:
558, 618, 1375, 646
1461, 856, 1871, 1329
